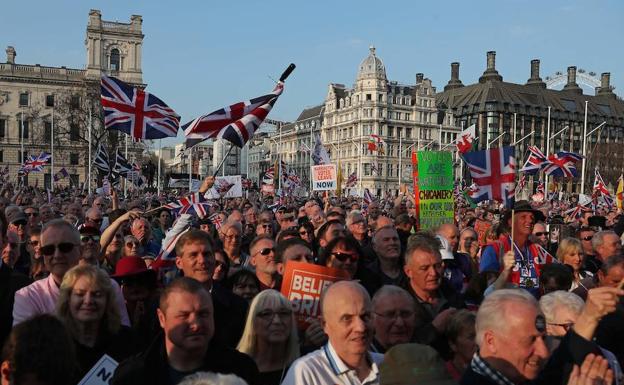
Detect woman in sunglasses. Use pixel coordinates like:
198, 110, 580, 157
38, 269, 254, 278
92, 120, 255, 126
237, 290, 300, 385
56, 264, 137, 379
296, 221, 315, 247
556, 237, 594, 291
123, 235, 141, 258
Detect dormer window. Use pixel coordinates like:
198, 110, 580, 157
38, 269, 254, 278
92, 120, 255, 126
110, 48, 120, 71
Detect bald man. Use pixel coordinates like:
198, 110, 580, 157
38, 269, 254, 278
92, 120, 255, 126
282, 281, 383, 385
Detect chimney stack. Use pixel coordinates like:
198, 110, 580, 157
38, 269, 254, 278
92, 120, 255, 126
526, 59, 546, 88
444, 62, 464, 91
597, 72, 615, 98
416, 73, 424, 83
479, 51, 503, 83
563, 66, 582, 94
5, 46, 16, 64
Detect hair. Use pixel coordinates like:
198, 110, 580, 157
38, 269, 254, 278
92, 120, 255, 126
249, 234, 275, 256
539, 263, 573, 291
576, 226, 594, 237
404, 232, 441, 264
159, 277, 210, 313
446, 309, 476, 345
41, 218, 80, 244
372, 225, 399, 244
236, 290, 299, 364
275, 238, 311, 263
318, 235, 363, 266
395, 213, 411, 226
220, 220, 243, 236
346, 210, 365, 227
316, 219, 343, 242
56, 265, 121, 338
29, 226, 42, 237
371, 285, 414, 309
225, 269, 261, 293
538, 291, 584, 324
1, 314, 77, 385
592, 230, 618, 252
177, 372, 248, 385
175, 229, 214, 257
556, 237, 583, 263
108, 208, 127, 224
475, 289, 537, 346
599, 254, 624, 276
276, 228, 300, 244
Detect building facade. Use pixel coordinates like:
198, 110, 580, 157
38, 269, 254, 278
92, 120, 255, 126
436, 51, 624, 193
0, 9, 145, 188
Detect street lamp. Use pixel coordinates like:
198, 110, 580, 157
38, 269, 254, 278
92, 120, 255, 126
580, 121, 606, 194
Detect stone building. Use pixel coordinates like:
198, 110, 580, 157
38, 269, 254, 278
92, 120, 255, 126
0, 9, 145, 189
436, 51, 624, 193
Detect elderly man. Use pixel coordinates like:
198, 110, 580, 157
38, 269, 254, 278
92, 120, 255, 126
249, 235, 280, 290
371, 285, 416, 354
84, 207, 104, 231
282, 281, 383, 385
307, 203, 326, 230
38, 204, 56, 224
131, 217, 160, 260
368, 226, 407, 287
592, 230, 622, 264
347, 210, 369, 248
463, 288, 620, 385
12, 219, 129, 325
531, 222, 549, 248
111, 277, 259, 385
317, 220, 347, 251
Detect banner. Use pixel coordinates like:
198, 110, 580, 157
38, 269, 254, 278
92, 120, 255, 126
311, 164, 337, 191
205, 175, 242, 199
168, 173, 201, 190
77, 354, 118, 385
281, 261, 350, 329
412, 151, 454, 230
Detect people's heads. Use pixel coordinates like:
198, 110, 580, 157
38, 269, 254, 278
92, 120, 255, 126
317, 220, 347, 248
368, 202, 380, 220
476, 289, 549, 383
539, 263, 573, 295
509, 211, 536, 239
297, 222, 314, 244
157, 209, 172, 228
6, 208, 28, 241
40, 219, 81, 283
592, 230, 622, 261
436, 223, 459, 252
78, 225, 101, 264
321, 281, 373, 363
92, 196, 107, 212
57, 264, 120, 334
539, 291, 584, 338
176, 372, 248, 385
277, 211, 297, 231
255, 220, 274, 237
212, 249, 229, 283
326, 208, 345, 224
236, 290, 299, 364
1, 314, 76, 385
320, 236, 362, 278
130, 217, 152, 244
1, 230, 19, 268
556, 238, 584, 274
371, 286, 416, 351
112, 256, 156, 305
307, 204, 326, 229
244, 207, 258, 226
580, 211, 592, 227
23, 206, 39, 228
228, 210, 243, 224
394, 213, 413, 233
459, 228, 478, 253
531, 222, 548, 247
123, 235, 141, 258
597, 255, 624, 288
577, 227, 595, 255
226, 269, 261, 302
158, 277, 214, 354
28, 227, 42, 259
249, 235, 278, 278
275, 238, 314, 268
403, 233, 443, 298
219, 221, 242, 254
446, 310, 477, 365
346, 211, 367, 239
39, 204, 56, 224
175, 230, 215, 285
372, 225, 401, 262
84, 207, 103, 229
66, 203, 83, 221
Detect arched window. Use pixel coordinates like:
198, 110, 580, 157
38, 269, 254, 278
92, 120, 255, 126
110, 49, 120, 71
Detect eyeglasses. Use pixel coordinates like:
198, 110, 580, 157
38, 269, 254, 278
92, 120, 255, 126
126, 242, 140, 248
581, 236, 593, 241
256, 309, 292, 321
534, 232, 547, 237
299, 230, 311, 236
547, 322, 574, 332
331, 252, 359, 263
81, 235, 101, 243
25, 212, 38, 217
375, 310, 415, 321
29, 240, 39, 246
256, 247, 274, 256
12, 220, 27, 227
41, 243, 77, 256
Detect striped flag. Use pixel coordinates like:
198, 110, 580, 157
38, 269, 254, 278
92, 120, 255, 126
209, 213, 223, 230
94, 143, 111, 174
163, 192, 209, 219
593, 168, 613, 208
346, 172, 358, 188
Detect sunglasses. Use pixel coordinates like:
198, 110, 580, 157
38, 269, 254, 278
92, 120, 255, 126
81, 235, 101, 243
256, 247, 274, 256
299, 230, 311, 236
25, 212, 38, 217
41, 242, 76, 256
126, 242, 140, 248
582, 236, 593, 241
13, 220, 27, 227
331, 252, 359, 263
88, 218, 103, 223
534, 232, 547, 237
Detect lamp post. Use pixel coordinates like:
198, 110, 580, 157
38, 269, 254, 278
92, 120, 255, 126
581, 121, 606, 194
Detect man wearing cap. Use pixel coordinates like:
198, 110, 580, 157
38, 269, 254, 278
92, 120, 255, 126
479, 200, 549, 298
5, 208, 31, 276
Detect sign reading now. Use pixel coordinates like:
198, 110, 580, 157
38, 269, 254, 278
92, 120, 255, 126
311, 164, 337, 191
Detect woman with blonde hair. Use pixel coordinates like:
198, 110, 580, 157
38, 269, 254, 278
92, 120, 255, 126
56, 264, 136, 378
237, 289, 299, 385
556, 237, 593, 291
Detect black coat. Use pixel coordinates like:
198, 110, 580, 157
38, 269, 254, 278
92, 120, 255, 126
460, 367, 499, 385
212, 282, 248, 348
0, 263, 31, 347
74, 326, 138, 380
110, 335, 259, 385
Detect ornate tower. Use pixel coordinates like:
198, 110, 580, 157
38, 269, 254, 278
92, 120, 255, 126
85, 9, 144, 84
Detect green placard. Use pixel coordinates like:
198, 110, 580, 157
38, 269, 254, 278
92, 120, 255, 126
416, 151, 454, 230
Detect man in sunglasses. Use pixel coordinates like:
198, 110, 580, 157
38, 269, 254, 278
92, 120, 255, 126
78, 225, 102, 266
531, 222, 549, 248
23, 206, 40, 229
577, 227, 599, 274
84, 207, 104, 231
12, 219, 130, 326
249, 235, 280, 291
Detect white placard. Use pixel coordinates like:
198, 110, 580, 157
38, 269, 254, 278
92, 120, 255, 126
77, 354, 119, 385
311, 164, 337, 191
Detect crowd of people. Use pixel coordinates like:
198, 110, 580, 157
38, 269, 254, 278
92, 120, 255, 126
0, 176, 623, 385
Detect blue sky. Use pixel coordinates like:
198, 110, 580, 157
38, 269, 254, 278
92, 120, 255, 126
2, 0, 622, 147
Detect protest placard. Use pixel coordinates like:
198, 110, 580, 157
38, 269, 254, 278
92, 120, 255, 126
412, 151, 454, 230
77, 354, 118, 385
281, 261, 350, 328
205, 175, 242, 199
311, 164, 337, 191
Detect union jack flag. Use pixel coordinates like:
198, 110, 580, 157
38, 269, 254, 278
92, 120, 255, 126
21, 152, 51, 174
100, 75, 180, 140
242, 178, 253, 190
536, 180, 545, 195
515, 174, 527, 195
543, 152, 583, 178
209, 213, 223, 230
346, 172, 358, 188
363, 188, 374, 206
463, 146, 516, 208
565, 203, 592, 222
520, 146, 548, 175
184, 82, 284, 148
593, 168, 613, 208
163, 192, 209, 219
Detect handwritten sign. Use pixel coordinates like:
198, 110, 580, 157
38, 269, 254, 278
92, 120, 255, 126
412, 151, 454, 230
311, 164, 337, 191
281, 261, 350, 328
77, 354, 118, 385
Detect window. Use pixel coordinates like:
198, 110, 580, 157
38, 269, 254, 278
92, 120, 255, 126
0, 119, 5, 138
44, 121, 52, 141
69, 174, 79, 187
46, 95, 55, 108
405, 113, 411, 121
406, 127, 412, 138
364, 163, 371, 176
366, 94, 372, 101
70, 95, 80, 109
19, 93, 29, 107
70, 124, 80, 141
0, 151, 3, 162
378, 94, 383, 103
110, 48, 120, 71
22, 121, 29, 139
70, 153, 79, 165
388, 126, 394, 137
18, 151, 27, 163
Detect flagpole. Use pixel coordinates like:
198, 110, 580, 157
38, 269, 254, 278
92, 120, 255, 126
124, 135, 128, 198
358, 134, 363, 197
398, 132, 402, 187
20, 112, 24, 185
309, 124, 314, 194
279, 122, 283, 194
157, 139, 162, 196
51, 108, 54, 190
88, 106, 92, 196
581, 101, 588, 195
213, 144, 234, 178
545, 106, 551, 197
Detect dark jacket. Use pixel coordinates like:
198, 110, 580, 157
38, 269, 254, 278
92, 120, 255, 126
212, 282, 248, 347
75, 326, 138, 380
459, 366, 499, 385
111, 334, 259, 385
0, 263, 31, 347
595, 303, 624, 367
